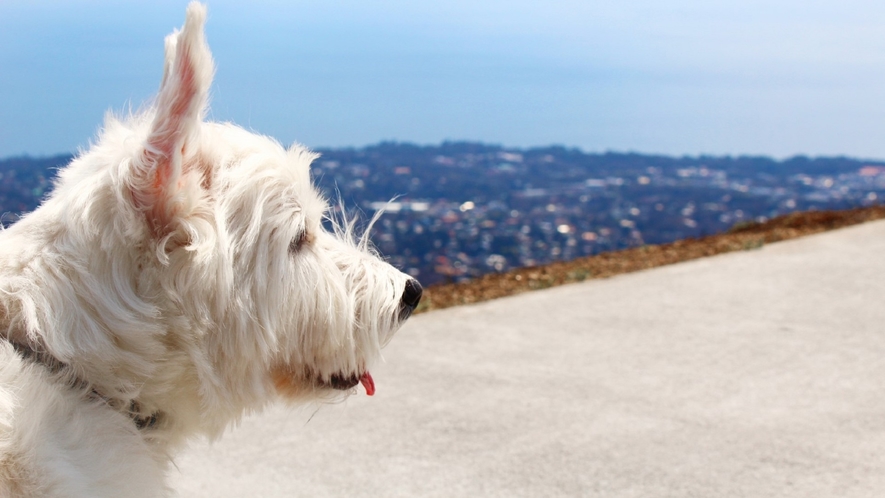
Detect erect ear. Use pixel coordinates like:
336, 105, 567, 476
132, 2, 214, 237
159, 28, 178, 90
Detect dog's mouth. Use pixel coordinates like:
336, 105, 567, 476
271, 366, 376, 398
327, 371, 375, 396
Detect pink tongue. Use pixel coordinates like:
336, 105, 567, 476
360, 372, 375, 396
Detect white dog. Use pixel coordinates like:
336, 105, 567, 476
0, 3, 421, 496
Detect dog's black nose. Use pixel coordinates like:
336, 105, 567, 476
401, 279, 423, 309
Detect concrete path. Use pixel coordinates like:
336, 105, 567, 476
171, 220, 885, 497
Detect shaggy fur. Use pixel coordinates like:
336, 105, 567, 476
0, 3, 420, 496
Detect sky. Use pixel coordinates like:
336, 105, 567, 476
2, 1, 885, 159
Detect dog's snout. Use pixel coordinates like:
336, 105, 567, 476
401, 279, 423, 309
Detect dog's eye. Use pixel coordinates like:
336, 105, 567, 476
289, 230, 312, 253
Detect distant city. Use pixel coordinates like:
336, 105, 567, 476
2, 143, 884, 286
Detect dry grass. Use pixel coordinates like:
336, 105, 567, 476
416, 204, 885, 313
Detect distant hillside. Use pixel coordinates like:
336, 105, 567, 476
2, 145, 884, 285
0, 154, 71, 222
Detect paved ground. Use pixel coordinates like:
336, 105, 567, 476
170, 220, 885, 497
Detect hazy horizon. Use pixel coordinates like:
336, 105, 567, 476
3, 1, 885, 160
4, 140, 885, 164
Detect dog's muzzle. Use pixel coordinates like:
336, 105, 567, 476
398, 278, 423, 321
324, 279, 421, 397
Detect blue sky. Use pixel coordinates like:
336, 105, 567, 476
2, 1, 885, 159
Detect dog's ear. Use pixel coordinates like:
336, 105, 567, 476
159, 28, 179, 91
132, 2, 214, 237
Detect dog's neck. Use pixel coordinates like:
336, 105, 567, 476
6, 337, 161, 431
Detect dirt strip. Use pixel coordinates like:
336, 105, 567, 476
417, 204, 885, 313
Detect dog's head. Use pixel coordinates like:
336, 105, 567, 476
21, 2, 419, 432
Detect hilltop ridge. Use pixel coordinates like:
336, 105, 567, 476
419, 204, 885, 312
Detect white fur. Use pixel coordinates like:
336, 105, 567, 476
0, 3, 415, 496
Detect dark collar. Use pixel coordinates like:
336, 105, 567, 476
8, 339, 160, 430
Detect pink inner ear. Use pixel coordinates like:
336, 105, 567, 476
148, 47, 198, 189
139, 44, 203, 235
132, 2, 213, 238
